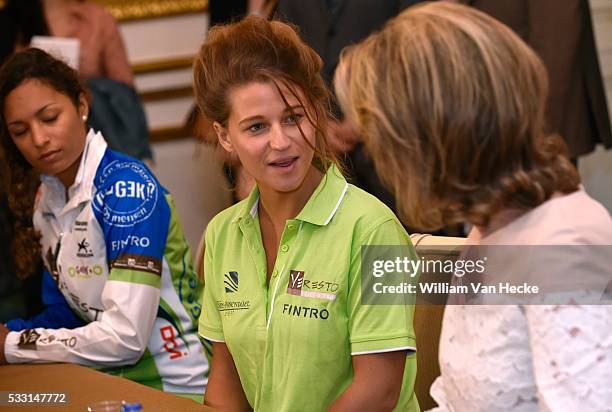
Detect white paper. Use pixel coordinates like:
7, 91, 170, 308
30, 36, 81, 70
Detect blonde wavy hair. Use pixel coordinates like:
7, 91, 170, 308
335, 2, 579, 231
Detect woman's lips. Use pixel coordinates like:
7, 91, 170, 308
269, 157, 298, 168
40, 149, 61, 162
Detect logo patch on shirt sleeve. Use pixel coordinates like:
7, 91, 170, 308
111, 253, 162, 275
224, 271, 239, 293
93, 160, 159, 228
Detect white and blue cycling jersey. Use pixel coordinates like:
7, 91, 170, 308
5, 130, 208, 397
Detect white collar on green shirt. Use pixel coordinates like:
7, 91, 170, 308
232, 164, 349, 226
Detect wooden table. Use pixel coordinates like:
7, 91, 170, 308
0, 363, 213, 411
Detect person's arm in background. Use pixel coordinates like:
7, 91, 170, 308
98, 3, 134, 86
327, 119, 360, 154
248, 0, 266, 15
5, 269, 84, 331
527, 0, 581, 135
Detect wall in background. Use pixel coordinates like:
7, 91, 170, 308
580, 0, 612, 213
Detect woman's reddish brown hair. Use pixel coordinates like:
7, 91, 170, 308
193, 15, 340, 172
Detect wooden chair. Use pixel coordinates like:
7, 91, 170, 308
410, 234, 466, 410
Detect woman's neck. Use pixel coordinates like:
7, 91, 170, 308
258, 165, 323, 228
473, 192, 567, 240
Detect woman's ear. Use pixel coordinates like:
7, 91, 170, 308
214, 121, 233, 153
78, 93, 89, 122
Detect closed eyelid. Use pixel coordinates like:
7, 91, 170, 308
9, 127, 27, 136
40, 112, 59, 121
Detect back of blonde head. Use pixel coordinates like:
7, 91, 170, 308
335, 2, 579, 230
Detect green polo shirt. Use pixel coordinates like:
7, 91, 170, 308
199, 166, 419, 411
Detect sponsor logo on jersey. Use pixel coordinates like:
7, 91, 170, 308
111, 253, 162, 276
217, 300, 251, 317
160, 325, 186, 360
76, 238, 94, 258
67, 292, 104, 320
281, 303, 330, 320
93, 160, 158, 228
287, 270, 338, 301
111, 236, 151, 252
224, 271, 239, 293
18, 329, 41, 349
18, 329, 77, 349
67, 264, 104, 279
74, 220, 88, 232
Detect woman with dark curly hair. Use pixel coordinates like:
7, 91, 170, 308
335, 2, 612, 410
0, 49, 208, 400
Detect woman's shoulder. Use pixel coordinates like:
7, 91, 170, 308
327, 183, 409, 246
487, 189, 612, 245
552, 189, 612, 244
205, 199, 251, 238
341, 183, 401, 225
94, 149, 162, 191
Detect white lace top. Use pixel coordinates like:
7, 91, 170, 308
430, 189, 612, 411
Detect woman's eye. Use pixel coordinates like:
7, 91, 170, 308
248, 123, 266, 133
11, 129, 27, 137
285, 113, 303, 124
42, 114, 58, 123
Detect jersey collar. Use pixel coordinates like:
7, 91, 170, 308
296, 164, 348, 225
40, 129, 108, 214
234, 164, 349, 226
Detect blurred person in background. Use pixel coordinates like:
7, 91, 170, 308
1, 0, 133, 85
336, 2, 612, 410
0, 49, 207, 399
194, 16, 419, 411
452, 0, 612, 164
275, 0, 423, 216
42, 0, 134, 86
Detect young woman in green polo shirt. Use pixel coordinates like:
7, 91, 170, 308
194, 16, 419, 411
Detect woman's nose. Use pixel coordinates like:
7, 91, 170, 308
30, 122, 51, 148
269, 124, 291, 151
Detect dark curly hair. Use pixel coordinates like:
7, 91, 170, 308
0, 48, 84, 278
